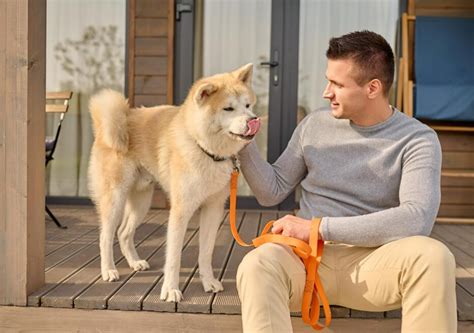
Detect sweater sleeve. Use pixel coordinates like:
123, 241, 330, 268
238, 117, 309, 207
320, 132, 442, 247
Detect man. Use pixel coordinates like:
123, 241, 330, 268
236, 30, 456, 332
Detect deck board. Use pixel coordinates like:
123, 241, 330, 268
28, 206, 474, 322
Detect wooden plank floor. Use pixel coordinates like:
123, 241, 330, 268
30, 205, 474, 322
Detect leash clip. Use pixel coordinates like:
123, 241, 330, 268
231, 155, 240, 172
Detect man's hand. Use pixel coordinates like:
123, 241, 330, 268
271, 215, 322, 243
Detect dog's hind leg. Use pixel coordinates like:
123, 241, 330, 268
99, 187, 129, 282
117, 184, 153, 272
198, 189, 227, 293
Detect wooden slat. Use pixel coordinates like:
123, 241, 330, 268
438, 132, 474, 152
127, 214, 201, 311
74, 212, 169, 309
432, 125, 474, 132
435, 225, 474, 249
45, 228, 98, 271
441, 187, 474, 205
436, 217, 474, 224
135, 18, 168, 37
46, 91, 72, 100
135, 56, 168, 75
442, 169, 474, 178
134, 75, 168, 95
134, 94, 168, 107
442, 152, 474, 169
136, 0, 169, 18
415, 0, 474, 18
212, 212, 273, 314
45, 104, 68, 113
37, 217, 163, 308
438, 204, 474, 219
457, 285, 474, 320
135, 37, 168, 56
396, 57, 403, 111
177, 212, 244, 313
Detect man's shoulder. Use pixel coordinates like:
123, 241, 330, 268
395, 110, 438, 139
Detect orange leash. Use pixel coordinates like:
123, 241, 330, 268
229, 169, 331, 330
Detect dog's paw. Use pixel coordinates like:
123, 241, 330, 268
160, 285, 183, 302
102, 269, 120, 282
130, 260, 150, 271
201, 276, 224, 293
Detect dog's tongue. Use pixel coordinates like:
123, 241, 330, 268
245, 118, 261, 136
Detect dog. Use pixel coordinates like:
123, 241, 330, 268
88, 63, 260, 302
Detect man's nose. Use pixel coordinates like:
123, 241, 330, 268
322, 84, 333, 99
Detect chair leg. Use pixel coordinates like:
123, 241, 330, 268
45, 205, 67, 229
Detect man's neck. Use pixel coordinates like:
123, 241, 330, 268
350, 99, 393, 127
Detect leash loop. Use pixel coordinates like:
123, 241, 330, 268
229, 170, 331, 330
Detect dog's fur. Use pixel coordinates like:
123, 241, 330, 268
88, 64, 258, 302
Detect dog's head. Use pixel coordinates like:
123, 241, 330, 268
186, 64, 261, 147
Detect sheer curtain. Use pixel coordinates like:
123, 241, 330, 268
46, 0, 126, 197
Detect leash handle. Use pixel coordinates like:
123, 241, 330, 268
229, 170, 332, 330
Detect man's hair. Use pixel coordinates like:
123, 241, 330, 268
326, 30, 394, 96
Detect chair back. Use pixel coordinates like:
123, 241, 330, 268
45, 91, 73, 163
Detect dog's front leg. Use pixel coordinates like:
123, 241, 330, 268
160, 201, 198, 302
198, 190, 227, 293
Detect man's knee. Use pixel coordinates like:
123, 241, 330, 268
405, 236, 455, 277
237, 243, 294, 291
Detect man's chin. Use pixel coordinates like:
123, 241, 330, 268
331, 108, 344, 119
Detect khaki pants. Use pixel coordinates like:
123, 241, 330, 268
237, 236, 457, 333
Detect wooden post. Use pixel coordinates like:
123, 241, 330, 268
0, 0, 46, 305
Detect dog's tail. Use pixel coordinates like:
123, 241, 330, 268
89, 89, 130, 153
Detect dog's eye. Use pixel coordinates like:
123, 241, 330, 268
246, 104, 250, 108
223, 107, 234, 112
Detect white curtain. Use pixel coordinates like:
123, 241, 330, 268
46, 0, 126, 197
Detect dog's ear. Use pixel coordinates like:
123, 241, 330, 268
194, 82, 218, 105
234, 63, 253, 86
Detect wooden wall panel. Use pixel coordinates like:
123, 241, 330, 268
135, 76, 168, 94
135, 94, 168, 106
135, 56, 168, 75
136, 0, 169, 17
135, 37, 168, 56
136, 18, 168, 37
437, 131, 474, 221
0, 0, 46, 305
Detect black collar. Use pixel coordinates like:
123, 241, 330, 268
196, 142, 239, 170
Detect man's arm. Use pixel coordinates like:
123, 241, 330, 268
320, 133, 442, 247
239, 116, 309, 206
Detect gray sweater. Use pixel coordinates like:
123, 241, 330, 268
239, 108, 442, 247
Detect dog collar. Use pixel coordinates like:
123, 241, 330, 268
197, 142, 239, 170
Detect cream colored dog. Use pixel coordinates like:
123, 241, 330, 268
88, 64, 260, 302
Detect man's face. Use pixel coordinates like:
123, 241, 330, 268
323, 58, 368, 121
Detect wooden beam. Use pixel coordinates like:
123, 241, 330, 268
0, 0, 46, 305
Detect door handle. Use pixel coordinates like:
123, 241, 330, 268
260, 61, 279, 68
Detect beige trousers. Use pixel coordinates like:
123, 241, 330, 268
237, 236, 457, 333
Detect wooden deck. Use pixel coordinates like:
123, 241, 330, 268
29, 205, 474, 323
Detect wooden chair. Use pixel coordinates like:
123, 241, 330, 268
45, 91, 73, 229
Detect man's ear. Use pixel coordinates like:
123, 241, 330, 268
367, 79, 383, 99
194, 82, 218, 105
234, 63, 253, 86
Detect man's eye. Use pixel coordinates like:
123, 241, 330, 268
223, 107, 234, 111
